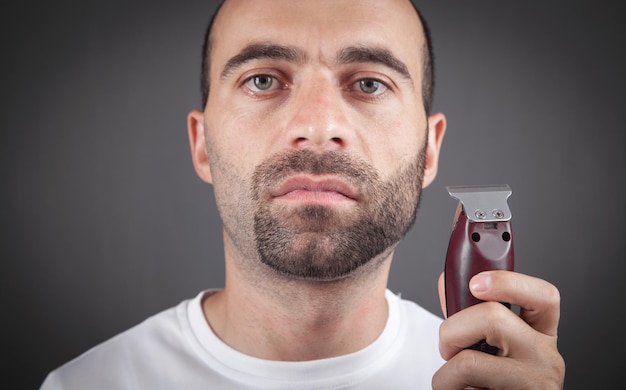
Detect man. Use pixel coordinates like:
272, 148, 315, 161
41, 0, 565, 388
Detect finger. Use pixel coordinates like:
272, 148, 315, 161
432, 349, 524, 390
434, 338, 565, 389
469, 270, 561, 336
438, 301, 534, 360
437, 271, 447, 318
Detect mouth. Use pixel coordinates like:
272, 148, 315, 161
271, 176, 359, 205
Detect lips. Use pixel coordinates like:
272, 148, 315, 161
271, 176, 359, 202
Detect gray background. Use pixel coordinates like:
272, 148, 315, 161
3, 0, 624, 388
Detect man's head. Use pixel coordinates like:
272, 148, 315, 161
200, 0, 435, 116
188, 0, 446, 282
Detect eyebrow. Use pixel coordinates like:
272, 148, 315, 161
219, 43, 412, 82
220, 43, 306, 79
336, 46, 412, 82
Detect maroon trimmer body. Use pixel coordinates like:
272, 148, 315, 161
444, 185, 514, 354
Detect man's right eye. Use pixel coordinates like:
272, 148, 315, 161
245, 75, 276, 91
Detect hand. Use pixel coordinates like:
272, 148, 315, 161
432, 271, 565, 389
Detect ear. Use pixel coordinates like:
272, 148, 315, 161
187, 109, 213, 184
422, 112, 446, 188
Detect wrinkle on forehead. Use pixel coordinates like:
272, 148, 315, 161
212, 0, 424, 58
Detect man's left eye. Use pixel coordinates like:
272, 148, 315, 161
245, 75, 278, 91
356, 79, 387, 95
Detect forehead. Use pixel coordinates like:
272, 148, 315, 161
210, 0, 425, 75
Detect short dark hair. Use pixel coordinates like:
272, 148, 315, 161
200, 0, 435, 115
200, 1, 223, 109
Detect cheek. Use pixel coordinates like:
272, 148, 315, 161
203, 115, 256, 209
362, 115, 424, 175
207, 148, 250, 212
206, 104, 275, 170
206, 147, 259, 244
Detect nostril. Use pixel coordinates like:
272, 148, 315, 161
331, 137, 344, 146
291, 135, 345, 150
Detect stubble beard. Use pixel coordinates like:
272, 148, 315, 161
251, 144, 427, 282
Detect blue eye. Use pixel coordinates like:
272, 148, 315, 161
357, 79, 387, 95
250, 75, 274, 91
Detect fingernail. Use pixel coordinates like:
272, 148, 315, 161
470, 273, 491, 292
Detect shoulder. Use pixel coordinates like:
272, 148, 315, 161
40, 293, 203, 390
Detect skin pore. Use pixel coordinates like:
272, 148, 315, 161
187, 0, 446, 361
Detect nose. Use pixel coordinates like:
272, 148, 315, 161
283, 74, 353, 151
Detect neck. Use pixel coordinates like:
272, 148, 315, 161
203, 246, 393, 361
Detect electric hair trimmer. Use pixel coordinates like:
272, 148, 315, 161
444, 184, 514, 354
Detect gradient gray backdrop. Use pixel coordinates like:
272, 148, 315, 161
3, 1, 624, 388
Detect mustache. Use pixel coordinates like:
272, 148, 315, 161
251, 150, 378, 194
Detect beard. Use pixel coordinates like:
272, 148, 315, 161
251, 143, 427, 281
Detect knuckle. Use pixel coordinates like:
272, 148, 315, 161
438, 316, 454, 343
431, 370, 443, 389
453, 349, 481, 377
545, 284, 561, 307
482, 301, 511, 324
547, 351, 566, 385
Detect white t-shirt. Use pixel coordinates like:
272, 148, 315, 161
41, 289, 444, 389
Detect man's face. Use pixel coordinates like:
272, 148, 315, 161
191, 0, 444, 281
